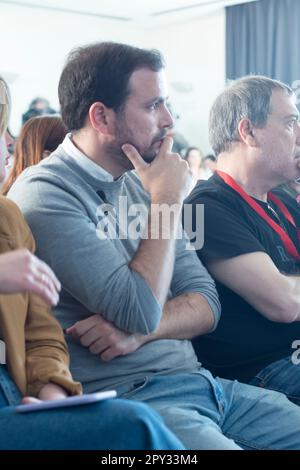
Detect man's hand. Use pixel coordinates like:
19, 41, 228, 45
122, 136, 195, 204
0, 249, 61, 306
21, 383, 68, 404
122, 137, 195, 307
66, 315, 145, 361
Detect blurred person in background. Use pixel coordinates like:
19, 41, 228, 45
22, 97, 56, 124
2, 115, 67, 195
5, 128, 15, 158
0, 81, 10, 185
277, 180, 300, 204
0, 134, 7, 186
3, 129, 16, 181
184, 146, 204, 180
0, 130, 15, 188
185, 147, 215, 181
202, 154, 217, 179
166, 102, 189, 155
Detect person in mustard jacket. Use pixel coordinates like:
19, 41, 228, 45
0, 197, 82, 398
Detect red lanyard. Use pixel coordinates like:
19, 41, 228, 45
216, 170, 300, 262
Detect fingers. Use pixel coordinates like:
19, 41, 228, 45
65, 322, 91, 341
38, 259, 61, 292
0, 249, 61, 305
157, 136, 173, 156
65, 325, 76, 337
122, 144, 148, 171
25, 252, 61, 306
88, 340, 118, 361
38, 271, 59, 305
101, 346, 117, 362
25, 274, 59, 307
89, 337, 110, 355
66, 315, 100, 339
79, 326, 103, 348
66, 315, 130, 362
21, 396, 41, 405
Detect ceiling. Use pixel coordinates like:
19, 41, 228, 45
0, 0, 258, 26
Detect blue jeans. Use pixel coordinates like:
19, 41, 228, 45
117, 368, 300, 450
249, 356, 300, 406
0, 366, 184, 450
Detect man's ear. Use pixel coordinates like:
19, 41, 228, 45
238, 118, 257, 147
88, 102, 114, 135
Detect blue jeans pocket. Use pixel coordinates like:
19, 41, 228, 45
249, 356, 300, 406
119, 377, 149, 400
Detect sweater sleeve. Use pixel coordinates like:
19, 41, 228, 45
25, 294, 82, 397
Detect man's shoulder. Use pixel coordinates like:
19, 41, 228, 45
9, 150, 80, 196
186, 175, 237, 211
8, 152, 81, 216
187, 176, 223, 199
16, 151, 66, 180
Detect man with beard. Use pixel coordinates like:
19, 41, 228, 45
185, 76, 300, 405
9, 43, 300, 450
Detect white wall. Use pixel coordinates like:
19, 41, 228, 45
140, 11, 225, 154
0, 3, 140, 133
0, 3, 225, 152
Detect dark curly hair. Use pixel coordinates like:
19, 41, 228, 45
58, 42, 165, 131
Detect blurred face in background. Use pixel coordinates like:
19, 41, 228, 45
203, 158, 216, 173
185, 148, 203, 181
0, 135, 7, 161
186, 149, 203, 170
5, 131, 15, 155
34, 99, 49, 111
0, 136, 8, 182
5, 131, 15, 173
0, 77, 11, 173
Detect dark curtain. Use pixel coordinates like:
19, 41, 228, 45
226, 0, 300, 87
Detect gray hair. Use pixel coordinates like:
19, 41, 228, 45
0, 76, 11, 137
209, 75, 293, 156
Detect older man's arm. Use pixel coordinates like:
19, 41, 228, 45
208, 251, 300, 323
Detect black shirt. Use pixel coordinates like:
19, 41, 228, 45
185, 174, 300, 382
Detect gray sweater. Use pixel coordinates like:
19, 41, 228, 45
9, 144, 221, 392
